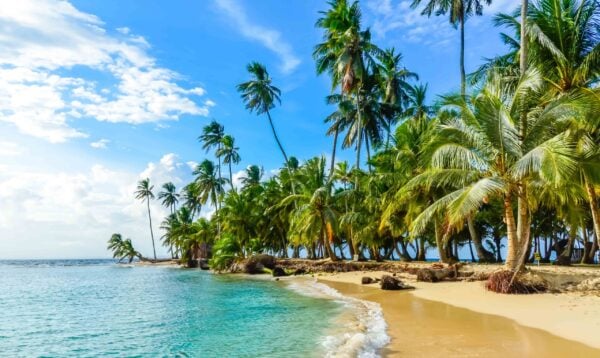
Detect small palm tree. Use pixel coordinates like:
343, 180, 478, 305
216, 135, 241, 189
158, 182, 179, 214
193, 160, 227, 231
200, 120, 225, 189
135, 178, 157, 261
241, 165, 264, 190
107, 233, 141, 263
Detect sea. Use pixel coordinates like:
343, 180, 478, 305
0, 260, 388, 357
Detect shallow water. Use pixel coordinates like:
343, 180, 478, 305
0, 261, 346, 357
324, 281, 600, 358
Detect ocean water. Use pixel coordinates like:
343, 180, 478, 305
0, 260, 387, 357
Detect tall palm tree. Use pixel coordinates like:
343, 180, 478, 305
216, 134, 241, 189
158, 182, 179, 214
314, 0, 381, 171
411, 0, 492, 98
182, 183, 202, 219
199, 120, 225, 189
237, 62, 295, 194
135, 178, 157, 261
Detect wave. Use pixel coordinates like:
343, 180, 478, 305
285, 278, 390, 358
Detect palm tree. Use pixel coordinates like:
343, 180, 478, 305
411, 0, 492, 98
376, 48, 418, 147
182, 183, 202, 219
314, 0, 381, 171
193, 160, 227, 218
237, 62, 295, 194
283, 156, 339, 260
199, 120, 225, 190
409, 71, 580, 269
107, 233, 141, 263
158, 182, 179, 214
241, 165, 264, 190
135, 178, 157, 261
216, 135, 241, 189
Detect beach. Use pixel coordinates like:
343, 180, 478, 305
315, 267, 600, 357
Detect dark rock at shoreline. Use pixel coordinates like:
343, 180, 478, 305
272, 266, 287, 277
243, 254, 277, 274
293, 268, 307, 275
362, 276, 375, 284
199, 259, 210, 270
380, 275, 414, 290
416, 265, 460, 282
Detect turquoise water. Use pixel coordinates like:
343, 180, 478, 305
0, 260, 346, 357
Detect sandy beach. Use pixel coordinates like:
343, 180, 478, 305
317, 268, 600, 357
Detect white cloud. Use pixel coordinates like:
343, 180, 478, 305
214, 0, 301, 73
365, 0, 514, 46
90, 138, 110, 149
0, 0, 212, 143
0, 153, 192, 259
0, 142, 23, 156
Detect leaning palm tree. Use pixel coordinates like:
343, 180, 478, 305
237, 62, 295, 194
107, 233, 141, 263
158, 182, 179, 214
411, 0, 492, 98
216, 134, 241, 189
135, 178, 157, 261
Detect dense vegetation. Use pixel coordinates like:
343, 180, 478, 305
109, 0, 600, 278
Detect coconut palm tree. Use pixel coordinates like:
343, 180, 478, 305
199, 120, 225, 185
409, 70, 580, 269
237, 62, 296, 193
182, 183, 202, 219
216, 134, 241, 189
135, 178, 157, 261
241, 165, 264, 190
107, 233, 141, 263
376, 48, 418, 146
158, 182, 179, 214
410, 0, 492, 98
282, 156, 339, 260
314, 0, 381, 171
192, 160, 226, 214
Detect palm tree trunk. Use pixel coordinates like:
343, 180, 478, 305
584, 178, 600, 249
365, 132, 372, 173
329, 126, 339, 180
460, 16, 466, 98
266, 110, 295, 195
520, 0, 528, 75
229, 162, 234, 191
417, 238, 426, 261
556, 224, 577, 265
147, 198, 157, 261
504, 193, 519, 269
467, 215, 495, 262
434, 220, 449, 263
355, 93, 363, 172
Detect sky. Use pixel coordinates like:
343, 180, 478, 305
0, 0, 518, 259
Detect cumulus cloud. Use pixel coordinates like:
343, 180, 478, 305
90, 138, 110, 149
0, 0, 212, 143
365, 0, 516, 45
0, 153, 192, 259
214, 0, 301, 73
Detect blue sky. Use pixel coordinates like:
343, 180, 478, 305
0, 0, 516, 259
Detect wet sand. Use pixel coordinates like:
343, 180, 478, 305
321, 280, 600, 357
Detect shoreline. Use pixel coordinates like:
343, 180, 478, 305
316, 270, 600, 356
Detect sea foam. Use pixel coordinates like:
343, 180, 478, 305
285, 279, 390, 358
